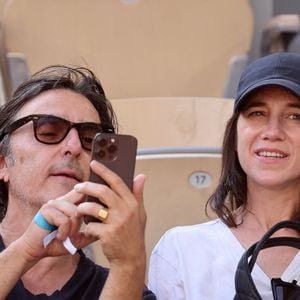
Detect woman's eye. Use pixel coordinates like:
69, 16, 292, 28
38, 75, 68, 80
288, 114, 300, 120
248, 111, 263, 117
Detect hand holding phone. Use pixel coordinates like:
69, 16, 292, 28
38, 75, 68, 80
84, 133, 137, 223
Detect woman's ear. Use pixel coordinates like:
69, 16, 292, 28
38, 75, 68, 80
0, 154, 9, 182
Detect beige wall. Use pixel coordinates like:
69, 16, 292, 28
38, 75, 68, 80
0, 0, 252, 99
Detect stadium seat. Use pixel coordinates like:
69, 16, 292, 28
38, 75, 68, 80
1, 0, 251, 99
112, 97, 234, 149
224, 0, 300, 98
91, 147, 222, 268
0, 23, 30, 101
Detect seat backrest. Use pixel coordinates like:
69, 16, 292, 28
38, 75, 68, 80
1, 0, 251, 99
138, 150, 221, 258
90, 148, 222, 269
112, 97, 234, 148
261, 14, 300, 56
223, 54, 249, 99
248, 0, 300, 59
0, 22, 30, 99
224, 0, 300, 98
0, 23, 10, 102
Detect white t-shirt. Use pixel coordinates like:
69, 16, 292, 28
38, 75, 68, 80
148, 219, 300, 300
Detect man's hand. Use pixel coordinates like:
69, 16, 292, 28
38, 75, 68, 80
18, 189, 95, 262
76, 160, 147, 299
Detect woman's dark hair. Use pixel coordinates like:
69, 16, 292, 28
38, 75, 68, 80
208, 85, 300, 226
208, 88, 300, 226
207, 111, 247, 227
0, 65, 118, 220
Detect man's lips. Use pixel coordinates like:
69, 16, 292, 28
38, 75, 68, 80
51, 170, 81, 182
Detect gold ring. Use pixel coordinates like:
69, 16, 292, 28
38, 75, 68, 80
98, 208, 109, 222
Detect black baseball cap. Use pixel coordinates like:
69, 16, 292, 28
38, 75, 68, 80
234, 52, 300, 112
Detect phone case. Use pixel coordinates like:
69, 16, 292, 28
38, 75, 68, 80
84, 133, 137, 223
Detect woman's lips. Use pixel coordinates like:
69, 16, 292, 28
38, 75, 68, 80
256, 151, 287, 158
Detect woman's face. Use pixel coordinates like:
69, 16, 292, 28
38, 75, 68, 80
237, 85, 300, 190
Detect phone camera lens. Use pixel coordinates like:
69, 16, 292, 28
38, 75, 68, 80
98, 150, 106, 158
107, 144, 117, 154
99, 138, 107, 147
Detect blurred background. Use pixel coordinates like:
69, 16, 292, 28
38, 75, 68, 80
1, 0, 299, 267
1, 0, 300, 101
0, 0, 253, 101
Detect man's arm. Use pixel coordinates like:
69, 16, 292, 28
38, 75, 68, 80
0, 238, 37, 299
99, 258, 146, 300
76, 161, 149, 300
0, 190, 92, 298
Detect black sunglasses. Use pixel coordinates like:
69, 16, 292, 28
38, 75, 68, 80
0, 114, 114, 151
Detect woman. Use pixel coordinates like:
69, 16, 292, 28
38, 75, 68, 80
148, 52, 300, 299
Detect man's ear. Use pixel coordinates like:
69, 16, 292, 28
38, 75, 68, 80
0, 154, 9, 182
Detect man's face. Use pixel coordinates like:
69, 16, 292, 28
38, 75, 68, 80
2, 89, 101, 212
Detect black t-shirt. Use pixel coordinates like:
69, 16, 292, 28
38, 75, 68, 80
0, 236, 156, 300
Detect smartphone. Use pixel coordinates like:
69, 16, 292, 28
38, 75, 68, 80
84, 132, 138, 223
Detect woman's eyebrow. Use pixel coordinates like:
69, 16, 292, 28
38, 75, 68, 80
287, 102, 300, 109
242, 100, 265, 110
243, 100, 300, 110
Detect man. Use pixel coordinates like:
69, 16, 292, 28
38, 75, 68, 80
0, 65, 155, 299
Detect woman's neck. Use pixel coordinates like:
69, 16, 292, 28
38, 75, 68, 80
243, 181, 300, 230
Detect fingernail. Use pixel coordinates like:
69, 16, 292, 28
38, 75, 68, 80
74, 183, 84, 191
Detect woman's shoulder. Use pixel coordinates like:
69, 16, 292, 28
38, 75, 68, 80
152, 219, 229, 253
149, 218, 238, 275
163, 218, 227, 239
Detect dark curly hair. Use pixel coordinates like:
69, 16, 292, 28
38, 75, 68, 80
0, 65, 118, 220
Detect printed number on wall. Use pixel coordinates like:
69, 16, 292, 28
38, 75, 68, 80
188, 172, 212, 189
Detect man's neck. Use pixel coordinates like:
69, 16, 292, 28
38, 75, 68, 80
0, 193, 41, 245
0, 213, 33, 247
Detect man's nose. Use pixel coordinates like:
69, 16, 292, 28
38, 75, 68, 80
61, 128, 83, 155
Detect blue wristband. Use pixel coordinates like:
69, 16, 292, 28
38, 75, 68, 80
34, 211, 58, 231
